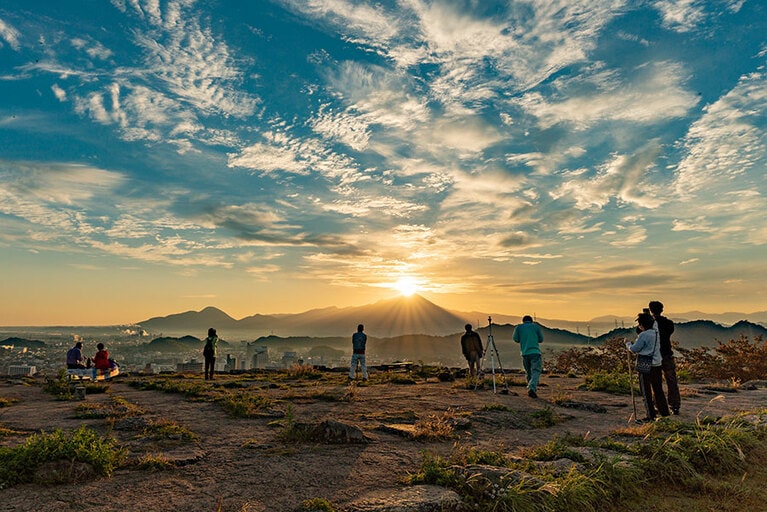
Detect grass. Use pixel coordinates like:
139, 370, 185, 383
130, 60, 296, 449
74, 395, 145, 419
137, 419, 199, 443
217, 391, 275, 418
300, 497, 340, 512
0, 425, 126, 487
406, 410, 767, 512
135, 453, 175, 471
412, 410, 456, 441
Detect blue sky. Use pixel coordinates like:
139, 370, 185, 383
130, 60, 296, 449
1, 0, 765, 325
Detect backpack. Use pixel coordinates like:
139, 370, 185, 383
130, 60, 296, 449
203, 338, 214, 358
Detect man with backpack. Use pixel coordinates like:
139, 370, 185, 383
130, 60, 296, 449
203, 327, 218, 380
461, 324, 484, 378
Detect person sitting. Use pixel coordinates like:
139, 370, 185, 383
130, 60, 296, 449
93, 343, 110, 371
66, 341, 87, 369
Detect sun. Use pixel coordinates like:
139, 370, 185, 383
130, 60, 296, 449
392, 277, 419, 296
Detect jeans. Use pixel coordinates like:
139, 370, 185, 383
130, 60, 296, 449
204, 356, 215, 380
350, 353, 367, 379
639, 366, 669, 419
522, 354, 542, 392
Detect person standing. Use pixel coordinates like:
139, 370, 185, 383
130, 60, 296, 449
460, 324, 484, 378
349, 324, 368, 381
649, 300, 680, 415
66, 341, 87, 369
627, 312, 670, 421
512, 315, 544, 398
203, 328, 218, 380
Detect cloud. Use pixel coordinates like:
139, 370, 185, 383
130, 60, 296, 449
51, 84, 67, 101
516, 62, 699, 129
550, 142, 665, 211
0, 17, 21, 50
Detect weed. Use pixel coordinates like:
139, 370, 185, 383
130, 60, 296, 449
74, 395, 144, 419
42, 369, 73, 400
523, 437, 586, 463
528, 407, 564, 428
285, 364, 323, 380
300, 497, 340, 511
481, 403, 512, 412
136, 453, 174, 471
549, 385, 574, 405
276, 405, 310, 443
412, 410, 456, 441
138, 419, 199, 443
218, 391, 274, 418
0, 425, 126, 487
0, 397, 18, 408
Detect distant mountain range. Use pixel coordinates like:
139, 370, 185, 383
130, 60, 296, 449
137, 295, 767, 353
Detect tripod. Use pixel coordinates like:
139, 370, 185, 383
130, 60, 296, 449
477, 316, 509, 394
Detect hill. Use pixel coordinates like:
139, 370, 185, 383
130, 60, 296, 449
0, 337, 46, 348
592, 320, 767, 347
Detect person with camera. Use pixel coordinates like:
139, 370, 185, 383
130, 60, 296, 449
627, 312, 669, 422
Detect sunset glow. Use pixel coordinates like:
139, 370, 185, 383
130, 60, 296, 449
1, 1, 766, 325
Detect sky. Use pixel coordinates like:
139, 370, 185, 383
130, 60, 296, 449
1, 0, 766, 326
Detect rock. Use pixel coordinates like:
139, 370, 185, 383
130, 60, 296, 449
452, 464, 546, 488
347, 485, 463, 512
33, 460, 97, 484
304, 419, 370, 444
377, 423, 418, 438
553, 400, 607, 413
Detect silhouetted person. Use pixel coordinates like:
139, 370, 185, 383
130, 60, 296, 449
460, 324, 484, 378
628, 312, 669, 421
513, 315, 544, 398
66, 341, 87, 369
93, 343, 110, 370
649, 300, 680, 414
203, 328, 218, 380
349, 324, 368, 381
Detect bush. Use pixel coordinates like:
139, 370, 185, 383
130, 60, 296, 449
677, 335, 767, 381
552, 337, 630, 375
580, 370, 633, 395
0, 425, 126, 487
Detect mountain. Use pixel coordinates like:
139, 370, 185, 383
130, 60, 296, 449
137, 295, 469, 338
592, 320, 767, 348
139, 307, 241, 336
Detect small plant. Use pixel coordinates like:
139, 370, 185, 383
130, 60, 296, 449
481, 403, 512, 412
285, 364, 322, 380
412, 410, 456, 441
276, 405, 310, 443
138, 419, 199, 443
74, 395, 145, 419
528, 407, 564, 428
42, 369, 73, 400
300, 497, 340, 512
218, 391, 274, 418
136, 453, 174, 471
0, 397, 18, 408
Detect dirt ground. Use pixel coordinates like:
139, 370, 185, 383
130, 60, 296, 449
1, 372, 765, 512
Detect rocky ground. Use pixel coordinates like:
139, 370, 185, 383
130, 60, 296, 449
1, 370, 765, 512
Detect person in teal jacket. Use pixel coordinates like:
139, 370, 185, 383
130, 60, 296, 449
512, 315, 544, 398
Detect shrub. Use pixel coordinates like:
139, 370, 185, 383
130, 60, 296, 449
42, 369, 73, 400
552, 337, 630, 375
0, 425, 126, 487
580, 370, 633, 395
138, 419, 199, 443
412, 411, 456, 441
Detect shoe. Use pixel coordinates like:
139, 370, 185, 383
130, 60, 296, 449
672, 407, 680, 415
528, 390, 537, 399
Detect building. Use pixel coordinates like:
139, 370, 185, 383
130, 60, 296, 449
176, 360, 204, 373
281, 351, 298, 367
245, 343, 269, 369
7, 365, 37, 377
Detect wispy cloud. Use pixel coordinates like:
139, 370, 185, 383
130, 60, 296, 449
0, 17, 21, 51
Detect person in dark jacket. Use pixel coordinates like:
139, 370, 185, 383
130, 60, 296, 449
349, 324, 368, 381
649, 301, 680, 414
66, 341, 87, 368
460, 324, 484, 378
203, 328, 218, 380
